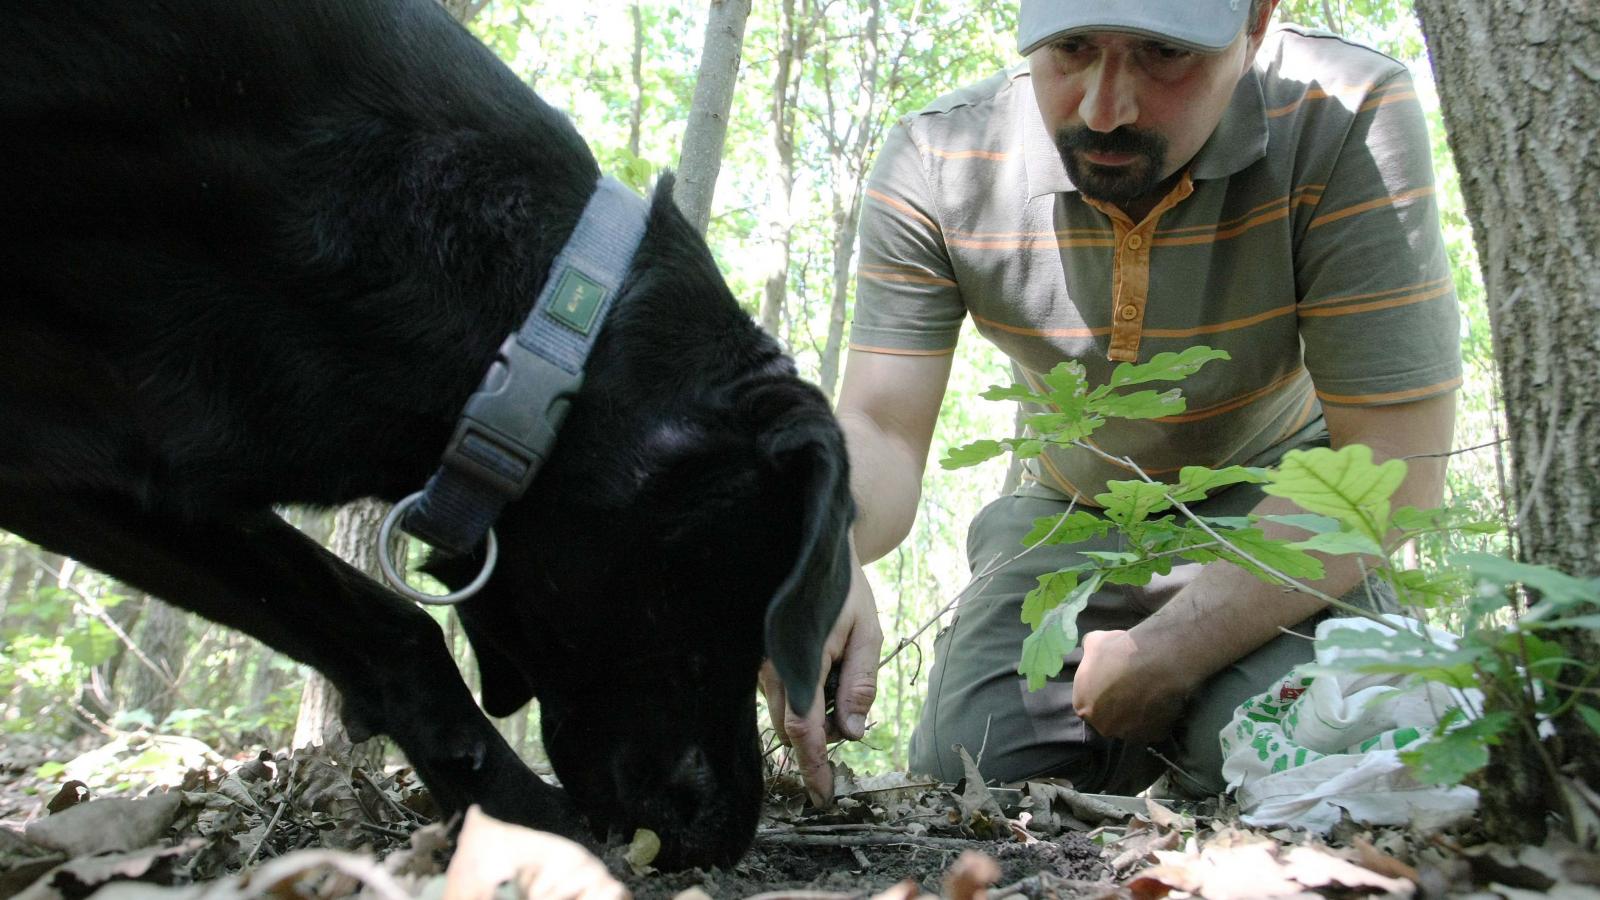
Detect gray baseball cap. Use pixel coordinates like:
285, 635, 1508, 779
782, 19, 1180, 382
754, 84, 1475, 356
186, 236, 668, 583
1018, 0, 1254, 56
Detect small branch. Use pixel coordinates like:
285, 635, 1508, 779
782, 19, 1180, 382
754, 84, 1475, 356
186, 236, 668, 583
758, 831, 997, 851
23, 550, 178, 689
878, 498, 1080, 671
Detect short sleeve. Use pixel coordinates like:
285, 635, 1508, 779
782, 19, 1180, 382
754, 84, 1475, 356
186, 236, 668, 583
1294, 69, 1463, 407
851, 122, 967, 355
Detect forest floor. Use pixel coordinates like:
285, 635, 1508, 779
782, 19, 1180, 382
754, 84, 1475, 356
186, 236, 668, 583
1, 731, 1596, 899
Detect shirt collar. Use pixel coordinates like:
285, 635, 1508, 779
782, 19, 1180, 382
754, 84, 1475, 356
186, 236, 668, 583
1021, 64, 1269, 201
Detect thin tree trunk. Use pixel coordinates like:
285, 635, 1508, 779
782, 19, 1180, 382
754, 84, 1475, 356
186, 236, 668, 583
675, 0, 753, 235
759, 0, 810, 338
124, 595, 188, 724
629, 4, 645, 158
293, 499, 388, 772
819, 189, 862, 399
1413, 0, 1600, 844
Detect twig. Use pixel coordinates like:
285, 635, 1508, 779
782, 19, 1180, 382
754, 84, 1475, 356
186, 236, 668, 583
758, 831, 994, 851
1067, 441, 1407, 631
878, 498, 1081, 671
1403, 438, 1507, 461
243, 800, 288, 867
23, 550, 178, 689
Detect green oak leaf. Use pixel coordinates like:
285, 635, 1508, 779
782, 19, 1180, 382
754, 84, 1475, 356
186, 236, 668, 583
1089, 388, 1187, 420
1216, 527, 1326, 582
1400, 712, 1513, 786
1392, 505, 1503, 536
1170, 465, 1272, 503
1022, 569, 1082, 628
1107, 346, 1231, 388
1257, 513, 1344, 534
1023, 511, 1113, 547
1096, 480, 1174, 526
1290, 531, 1386, 557
1264, 445, 1407, 545
1455, 552, 1599, 612
941, 439, 1007, 470
1390, 568, 1471, 609
1019, 574, 1101, 691
981, 383, 1043, 403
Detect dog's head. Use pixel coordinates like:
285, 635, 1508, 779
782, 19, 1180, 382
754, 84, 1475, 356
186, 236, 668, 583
430, 179, 854, 868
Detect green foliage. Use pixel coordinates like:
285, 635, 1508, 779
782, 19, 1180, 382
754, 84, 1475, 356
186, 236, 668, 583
946, 344, 1600, 793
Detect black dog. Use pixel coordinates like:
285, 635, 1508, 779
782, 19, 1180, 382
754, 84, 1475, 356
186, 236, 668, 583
0, 0, 852, 868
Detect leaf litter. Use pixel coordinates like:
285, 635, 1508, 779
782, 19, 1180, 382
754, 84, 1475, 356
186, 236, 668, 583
2, 732, 1598, 899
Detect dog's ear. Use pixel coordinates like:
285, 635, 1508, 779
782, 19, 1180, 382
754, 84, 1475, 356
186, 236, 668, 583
751, 384, 855, 717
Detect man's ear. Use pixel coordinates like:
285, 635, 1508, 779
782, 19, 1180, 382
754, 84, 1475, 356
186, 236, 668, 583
751, 383, 856, 717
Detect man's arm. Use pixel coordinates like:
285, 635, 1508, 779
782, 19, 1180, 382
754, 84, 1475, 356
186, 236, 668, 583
1073, 390, 1457, 741
759, 347, 953, 803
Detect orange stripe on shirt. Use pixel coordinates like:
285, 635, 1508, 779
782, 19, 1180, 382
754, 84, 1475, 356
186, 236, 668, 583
1298, 275, 1452, 310
1316, 376, 1463, 406
1298, 282, 1454, 318
847, 343, 957, 357
972, 313, 1109, 339
1154, 205, 1295, 246
1156, 368, 1307, 424
1265, 80, 1401, 118
859, 269, 958, 288
947, 234, 1117, 250
1308, 186, 1437, 230
1155, 185, 1325, 237
1359, 91, 1418, 112
1142, 305, 1298, 339
865, 188, 938, 231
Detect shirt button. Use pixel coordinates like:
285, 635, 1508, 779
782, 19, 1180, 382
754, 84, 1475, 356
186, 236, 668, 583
1120, 305, 1139, 321
1126, 234, 1144, 250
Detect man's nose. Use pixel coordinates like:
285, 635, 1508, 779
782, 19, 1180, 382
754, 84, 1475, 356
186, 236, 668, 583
1079, 55, 1138, 132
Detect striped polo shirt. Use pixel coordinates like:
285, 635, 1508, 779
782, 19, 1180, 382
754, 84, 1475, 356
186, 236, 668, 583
851, 25, 1463, 504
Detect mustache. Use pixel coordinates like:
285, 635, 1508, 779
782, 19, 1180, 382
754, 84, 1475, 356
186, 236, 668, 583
1056, 125, 1166, 160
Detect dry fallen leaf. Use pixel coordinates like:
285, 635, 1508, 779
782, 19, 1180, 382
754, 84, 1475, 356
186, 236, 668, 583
24, 793, 183, 857
942, 850, 1000, 900
442, 806, 627, 900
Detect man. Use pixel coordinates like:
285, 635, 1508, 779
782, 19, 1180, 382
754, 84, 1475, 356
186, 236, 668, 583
765, 0, 1461, 802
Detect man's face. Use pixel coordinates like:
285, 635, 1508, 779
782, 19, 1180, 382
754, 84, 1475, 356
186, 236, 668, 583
1029, 25, 1261, 206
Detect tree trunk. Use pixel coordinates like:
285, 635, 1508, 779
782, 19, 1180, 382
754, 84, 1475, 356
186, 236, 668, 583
629, 3, 645, 158
675, 0, 753, 235
758, 0, 810, 338
124, 595, 189, 724
1413, 0, 1600, 843
293, 499, 388, 771
818, 187, 862, 399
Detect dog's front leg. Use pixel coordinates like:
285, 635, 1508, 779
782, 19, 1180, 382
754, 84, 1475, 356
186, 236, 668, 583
0, 489, 576, 836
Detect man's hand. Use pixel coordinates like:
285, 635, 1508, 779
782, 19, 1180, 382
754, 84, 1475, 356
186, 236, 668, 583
758, 562, 882, 807
1072, 628, 1190, 744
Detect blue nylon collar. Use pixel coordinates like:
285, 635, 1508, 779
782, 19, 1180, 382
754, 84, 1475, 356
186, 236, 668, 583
398, 175, 650, 563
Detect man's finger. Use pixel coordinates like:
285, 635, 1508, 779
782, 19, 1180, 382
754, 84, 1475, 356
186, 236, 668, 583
784, 660, 836, 807
831, 618, 881, 740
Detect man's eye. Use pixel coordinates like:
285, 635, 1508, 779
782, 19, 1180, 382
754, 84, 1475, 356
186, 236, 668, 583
1051, 39, 1088, 55
1149, 45, 1193, 61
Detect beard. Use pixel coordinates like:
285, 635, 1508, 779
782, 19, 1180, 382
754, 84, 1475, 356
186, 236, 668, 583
1054, 125, 1170, 205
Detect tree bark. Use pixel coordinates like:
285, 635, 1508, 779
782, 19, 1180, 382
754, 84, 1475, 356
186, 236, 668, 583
629, 4, 646, 158
1413, 0, 1600, 843
124, 595, 188, 724
675, 0, 753, 235
758, 0, 812, 338
293, 498, 388, 771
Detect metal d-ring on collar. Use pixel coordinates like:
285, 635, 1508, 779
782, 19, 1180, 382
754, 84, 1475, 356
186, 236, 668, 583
377, 175, 651, 605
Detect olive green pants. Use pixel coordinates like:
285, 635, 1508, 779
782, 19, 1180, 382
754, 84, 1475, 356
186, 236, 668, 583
908, 483, 1395, 797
